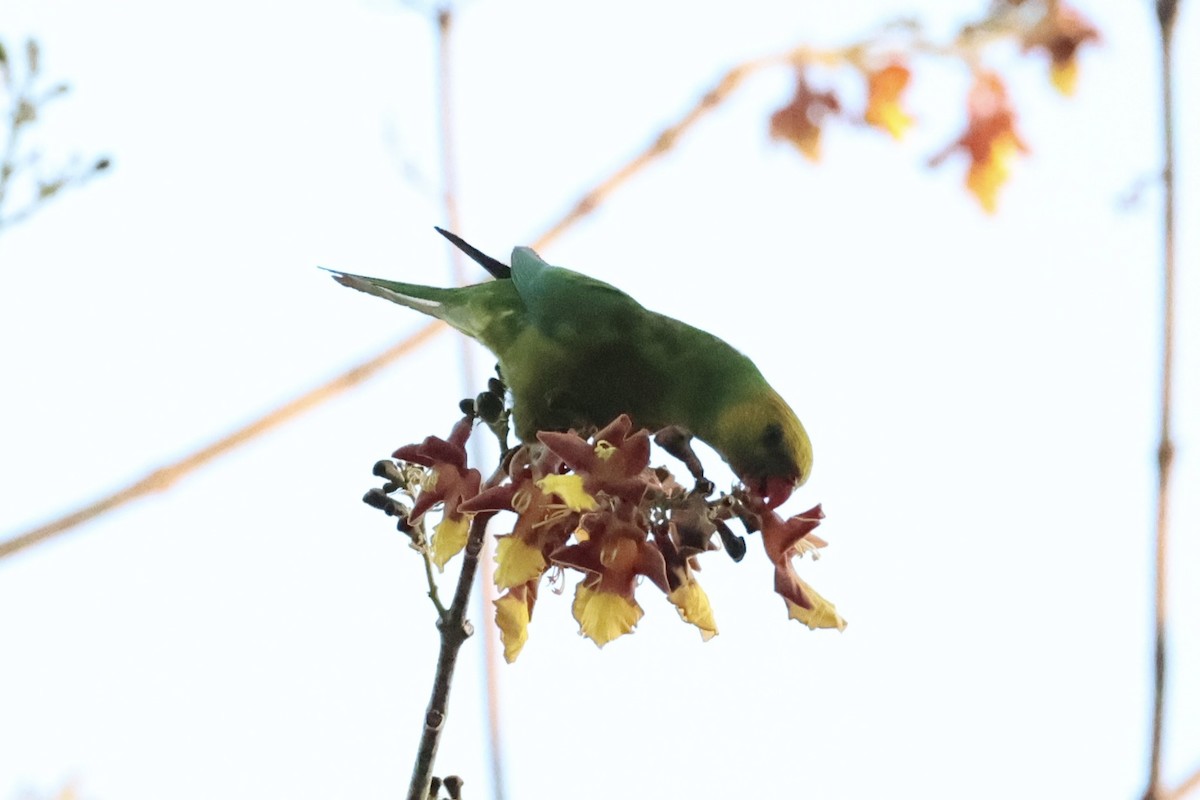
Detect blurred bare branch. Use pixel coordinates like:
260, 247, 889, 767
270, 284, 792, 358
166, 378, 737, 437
0, 37, 109, 235
1169, 765, 1200, 800
1143, 0, 1180, 798
0, 323, 442, 559
429, 7, 509, 800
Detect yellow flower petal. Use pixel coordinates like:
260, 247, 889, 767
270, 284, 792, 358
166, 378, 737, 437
431, 514, 470, 571
794, 127, 822, 162
536, 473, 598, 512
1050, 59, 1078, 96
494, 592, 531, 663
494, 536, 547, 589
785, 580, 847, 632
572, 583, 642, 647
866, 102, 912, 140
668, 581, 718, 641
864, 64, 913, 140
966, 133, 1020, 213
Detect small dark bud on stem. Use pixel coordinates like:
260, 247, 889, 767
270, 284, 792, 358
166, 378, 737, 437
363, 488, 391, 511
373, 459, 403, 483
363, 488, 405, 517
715, 519, 747, 562
474, 391, 505, 423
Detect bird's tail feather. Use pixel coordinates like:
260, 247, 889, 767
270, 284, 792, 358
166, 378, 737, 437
330, 272, 483, 338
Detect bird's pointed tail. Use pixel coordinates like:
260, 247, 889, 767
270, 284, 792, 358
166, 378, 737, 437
328, 271, 483, 338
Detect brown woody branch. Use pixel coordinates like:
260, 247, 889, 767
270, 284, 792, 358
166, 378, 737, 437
0, 323, 442, 559
1144, 0, 1180, 798
406, 511, 496, 800
1168, 763, 1200, 800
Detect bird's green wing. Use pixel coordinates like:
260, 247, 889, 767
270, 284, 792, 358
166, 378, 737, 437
507, 247, 646, 342
493, 248, 665, 435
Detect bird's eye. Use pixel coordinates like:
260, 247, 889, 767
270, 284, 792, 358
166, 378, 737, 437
762, 423, 784, 448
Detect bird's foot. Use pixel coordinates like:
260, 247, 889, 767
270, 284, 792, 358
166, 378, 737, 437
654, 425, 709, 494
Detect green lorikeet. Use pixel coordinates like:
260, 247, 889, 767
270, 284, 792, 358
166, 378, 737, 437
331, 229, 813, 509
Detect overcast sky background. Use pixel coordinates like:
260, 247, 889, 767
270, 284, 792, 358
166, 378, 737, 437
1, 1, 1197, 799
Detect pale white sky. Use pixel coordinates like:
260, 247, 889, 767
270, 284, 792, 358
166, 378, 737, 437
1, 1, 1197, 799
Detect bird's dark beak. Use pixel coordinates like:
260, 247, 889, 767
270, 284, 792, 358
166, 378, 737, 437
752, 475, 796, 510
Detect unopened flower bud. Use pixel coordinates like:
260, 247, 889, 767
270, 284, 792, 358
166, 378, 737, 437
715, 519, 747, 562
373, 459, 403, 482
474, 391, 504, 423
362, 488, 398, 514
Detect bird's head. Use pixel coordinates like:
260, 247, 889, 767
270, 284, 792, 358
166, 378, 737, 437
711, 388, 812, 510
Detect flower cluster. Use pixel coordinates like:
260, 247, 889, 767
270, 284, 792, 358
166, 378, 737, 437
769, 74, 842, 162
764, 0, 1099, 212
366, 412, 845, 663
929, 71, 1029, 214
391, 415, 482, 570
1020, 2, 1101, 96
770, 61, 912, 162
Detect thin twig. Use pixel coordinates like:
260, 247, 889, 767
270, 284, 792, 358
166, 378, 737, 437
1169, 764, 1200, 800
0, 41, 34, 219
531, 57, 768, 251
1144, 1, 1178, 798
431, 10, 510, 797
0, 322, 443, 560
437, 9, 468, 291
420, 539, 450, 620
0, 158, 109, 230
0, 38, 110, 234
432, 8, 510, 800
527, 6, 1041, 250
407, 511, 496, 800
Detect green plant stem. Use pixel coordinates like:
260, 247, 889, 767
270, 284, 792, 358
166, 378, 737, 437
421, 547, 450, 620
